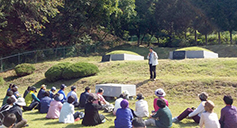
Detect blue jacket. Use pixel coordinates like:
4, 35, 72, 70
39, 96, 52, 113
58, 89, 66, 103
115, 108, 133, 128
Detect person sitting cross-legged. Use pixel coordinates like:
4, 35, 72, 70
113, 92, 128, 116
79, 87, 91, 108
46, 93, 63, 119
23, 86, 40, 111
131, 93, 149, 118
145, 99, 172, 128
39, 91, 52, 113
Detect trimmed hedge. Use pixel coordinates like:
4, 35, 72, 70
14, 63, 35, 77
0, 77, 4, 85
62, 62, 99, 79
45, 62, 99, 82
45, 62, 70, 82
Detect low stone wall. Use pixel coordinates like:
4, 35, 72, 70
101, 53, 144, 62
169, 50, 218, 59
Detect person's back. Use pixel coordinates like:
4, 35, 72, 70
39, 91, 52, 113
59, 102, 74, 123
79, 87, 90, 108
46, 93, 63, 119
200, 112, 220, 128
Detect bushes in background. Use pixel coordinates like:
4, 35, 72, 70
14, 63, 35, 76
45, 62, 99, 82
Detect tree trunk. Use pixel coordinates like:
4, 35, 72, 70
218, 31, 221, 44
205, 34, 208, 45
229, 30, 233, 44
137, 35, 140, 46
195, 30, 197, 45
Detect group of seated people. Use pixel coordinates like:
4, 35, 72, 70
1, 84, 237, 128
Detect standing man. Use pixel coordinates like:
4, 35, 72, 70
147, 47, 158, 81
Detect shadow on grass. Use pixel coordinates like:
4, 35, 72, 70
136, 79, 150, 88
4, 76, 19, 82
44, 120, 62, 125
174, 120, 198, 127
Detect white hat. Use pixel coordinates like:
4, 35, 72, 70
155, 88, 166, 97
16, 98, 26, 106
51, 87, 56, 91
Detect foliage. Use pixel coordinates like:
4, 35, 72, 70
62, 62, 99, 80
14, 63, 35, 77
45, 62, 70, 82
0, 77, 4, 85
175, 47, 213, 52
106, 50, 140, 55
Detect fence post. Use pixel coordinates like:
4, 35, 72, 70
0, 56, 2, 72
18, 53, 20, 64
63, 47, 66, 58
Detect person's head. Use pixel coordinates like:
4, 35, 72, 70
51, 87, 56, 92
120, 99, 129, 109
11, 84, 17, 89
132, 118, 146, 128
204, 100, 215, 113
87, 93, 98, 103
85, 86, 91, 93
155, 88, 166, 98
30, 86, 37, 93
71, 86, 76, 92
41, 84, 46, 90
6, 97, 16, 105
9, 83, 13, 89
6, 90, 13, 97
199, 92, 208, 101
27, 86, 31, 91
98, 88, 104, 94
67, 95, 75, 104
136, 93, 144, 100
54, 93, 63, 101
60, 84, 66, 90
119, 93, 128, 99
157, 99, 166, 108
223, 95, 233, 105
44, 91, 50, 97
149, 47, 153, 52
11, 87, 18, 93
15, 98, 26, 107
2, 113, 16, 128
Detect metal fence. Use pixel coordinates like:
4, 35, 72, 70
0, 47, 75, 72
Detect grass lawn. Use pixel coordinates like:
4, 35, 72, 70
1, 55, 237, 128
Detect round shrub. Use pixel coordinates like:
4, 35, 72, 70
62, 62, 99, 79
45, 62, 70, 82
0, 77, 4, 85
14, 63, 35, 77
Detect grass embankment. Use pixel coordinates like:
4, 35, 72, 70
106, 50, 141, 56
175, 46, 213, 52
1, 56, 237, 128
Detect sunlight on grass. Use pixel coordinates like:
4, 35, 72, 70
175, 46, 213, 52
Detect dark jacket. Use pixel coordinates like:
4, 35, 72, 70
23, 90, 29, 98
79, 92, 89, 107
8, 105, 23, 123
39, 96, 52, 113
82, 102, 104, 126
37, 89, 46, 100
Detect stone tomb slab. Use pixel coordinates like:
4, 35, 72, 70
169, 50, 218, 59
95, 83, 136, 98
101, 53, 144, 62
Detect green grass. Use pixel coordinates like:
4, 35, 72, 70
106, 50, 140, 56
175, 46, 213, 52
1, 51, 237, 127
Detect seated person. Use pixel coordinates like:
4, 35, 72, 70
172, 92, 208, 124
23, 86, 40, 111
113, 92, 128, 115
132, 93, 149, 118
57, 84, 67, 103
2, 91, 16, 107
8, 98, 27, 128
153, 88, 168, 113
49, 87, 56, 99
0, 113, 16, 128
23, 86, 31, 98
11, 86, 20, 99
145, 99, 172, 128
82, 93, 105, 126
79, 87, 91, 108
0, 97, 16, 120
199, 100, 220, 128
59, 96, 84, 123
132, 118, 146, 128
39, 91, 52, 113
67, 86, 79, 107
37, 84, 47, 100
219, 95, 237, 128
46, 93, 63, 119
96, 88, 109, 105
115, 99, 133, 128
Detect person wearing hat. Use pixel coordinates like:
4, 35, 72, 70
46, 93, 63, 119
132, 93, 149, 118
82, 93, 105, 126
113, 92, 128, 115
172, 92, 208, 124
0, 113, 16, 128
49, 87, 56, 99
23, 86, 40, 111
219, 95, 237, 128
199, 100, 220, 128
145, 99, 172, 128
79, 87, 91, 108
67, 86, 79, 107
58, 84, 67, 103
147, 47, 158, 81
39, 91, 52, 113
8, 97, 28, 128
153, 88, 169, 113
115, 99, 133, 128
132, 118, 146, 128
37, 84, 47, 100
